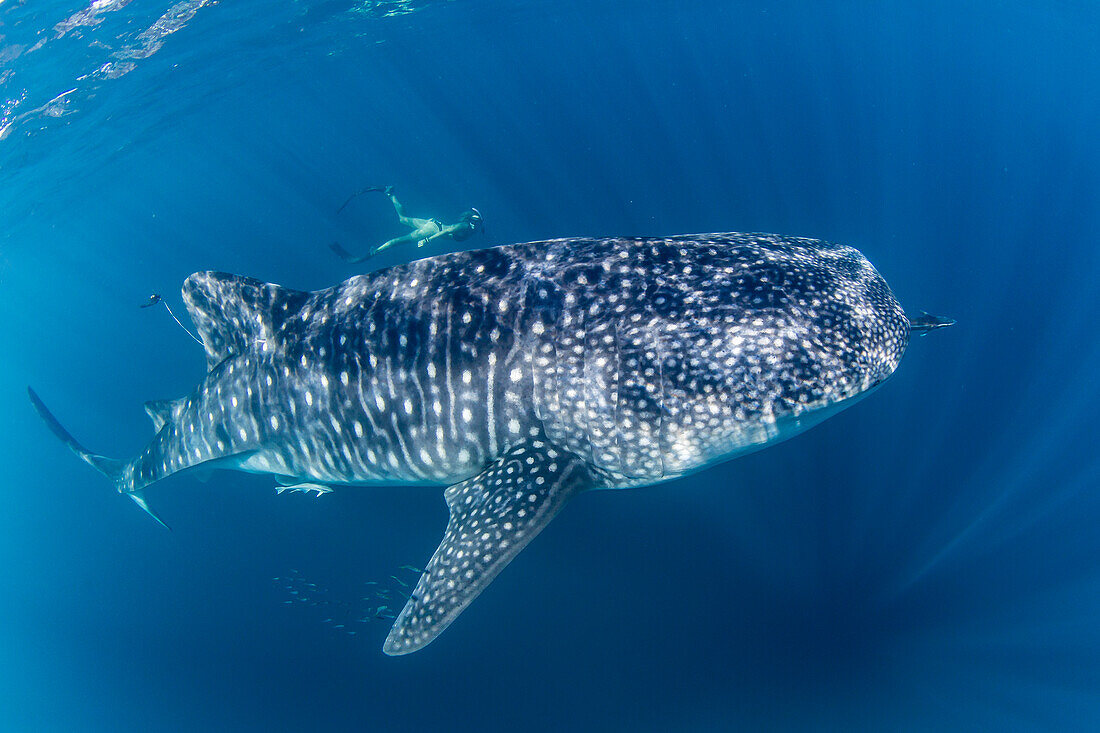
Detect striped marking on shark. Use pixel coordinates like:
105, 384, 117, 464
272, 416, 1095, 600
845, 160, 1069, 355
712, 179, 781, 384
29, 232, 951, 654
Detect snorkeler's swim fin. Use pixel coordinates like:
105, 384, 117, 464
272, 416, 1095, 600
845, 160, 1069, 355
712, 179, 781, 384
329, 241, 354, 261
336, 186, 389, 215
329, 241, 373, 263
27, 387, 171, 530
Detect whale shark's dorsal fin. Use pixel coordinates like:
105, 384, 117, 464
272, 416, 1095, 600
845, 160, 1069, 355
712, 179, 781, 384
384, 438, 591, 655
182, 272, 311, 370
143, 398, 184, 431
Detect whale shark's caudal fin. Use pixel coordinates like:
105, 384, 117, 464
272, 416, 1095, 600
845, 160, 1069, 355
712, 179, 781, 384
182, 272, 311, 370
384, 438, 591, 655
27, 387, 171, 530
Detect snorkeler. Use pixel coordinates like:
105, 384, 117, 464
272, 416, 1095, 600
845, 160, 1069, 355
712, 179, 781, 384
330, 186, 484, 264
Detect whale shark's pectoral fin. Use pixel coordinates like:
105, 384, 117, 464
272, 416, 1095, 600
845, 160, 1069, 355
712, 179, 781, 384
384, 439, 591, 655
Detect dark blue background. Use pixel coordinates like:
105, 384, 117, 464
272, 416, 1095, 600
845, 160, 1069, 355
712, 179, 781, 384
3, 1, 1100, 730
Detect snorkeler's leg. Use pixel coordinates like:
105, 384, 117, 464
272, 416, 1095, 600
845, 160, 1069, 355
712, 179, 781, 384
387, 191, 430, 230
330, 236, 412, 263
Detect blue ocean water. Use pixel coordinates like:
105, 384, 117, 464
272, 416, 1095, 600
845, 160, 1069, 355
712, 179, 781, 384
3, 0, 1100, 729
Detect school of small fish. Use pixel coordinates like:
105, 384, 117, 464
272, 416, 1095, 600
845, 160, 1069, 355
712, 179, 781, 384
272, 565, 425, 637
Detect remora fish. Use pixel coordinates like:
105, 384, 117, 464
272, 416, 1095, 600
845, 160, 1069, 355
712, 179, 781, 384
29, 232, 951, 654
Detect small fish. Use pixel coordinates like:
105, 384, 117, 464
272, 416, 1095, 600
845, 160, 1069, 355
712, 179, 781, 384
334, 624, 344, 629
399, 565, 423, 574
282, 600, 293, 604
322, 618, 332, 623
390, 575, 409, 588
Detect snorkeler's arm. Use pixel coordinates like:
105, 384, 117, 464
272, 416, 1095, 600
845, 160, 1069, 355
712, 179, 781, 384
418, 227, 456, 247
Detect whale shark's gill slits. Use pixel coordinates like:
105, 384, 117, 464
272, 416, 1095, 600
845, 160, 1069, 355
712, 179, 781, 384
610, 320, 625, 477
594, 297, 625, 473
614, 321, 663, 481
182, 272, 311, 370
654, 328, 667, 479
577, 296, 595, 463
486, 351, 498, 458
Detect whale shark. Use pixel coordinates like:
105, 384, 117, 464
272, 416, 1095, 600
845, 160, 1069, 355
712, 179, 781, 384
29, 232, 949, 654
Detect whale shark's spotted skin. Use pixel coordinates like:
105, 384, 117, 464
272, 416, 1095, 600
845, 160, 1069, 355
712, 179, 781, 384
32, 233, 913, 654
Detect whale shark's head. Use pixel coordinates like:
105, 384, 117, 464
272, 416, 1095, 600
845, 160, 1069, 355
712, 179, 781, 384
720, 238, 910, 407
678, 240, 909, 467
592, 235, 912, 481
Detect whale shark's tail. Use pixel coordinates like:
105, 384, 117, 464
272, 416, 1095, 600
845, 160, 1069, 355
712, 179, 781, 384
27, 387, 171, 530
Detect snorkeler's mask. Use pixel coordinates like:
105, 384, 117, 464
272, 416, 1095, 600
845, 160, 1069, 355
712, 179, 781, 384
453, 208, 484, 242
463, 208, 483, 228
